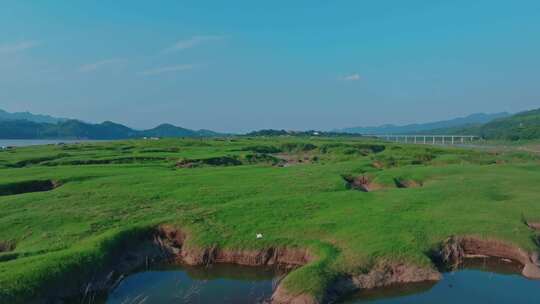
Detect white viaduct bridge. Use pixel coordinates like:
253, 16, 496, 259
370, 134, 479, 145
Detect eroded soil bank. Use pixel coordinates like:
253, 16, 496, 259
272, 263, 441, 304
527, 221, 540, 231
342, 175, 384, 192
35, 228, 540, 304
343, 257, 540, 303
437, 236, 540, 279
156, 225, 312, 269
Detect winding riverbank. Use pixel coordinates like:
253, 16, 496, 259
35, 225, 540, 304
2, 138, 540, 303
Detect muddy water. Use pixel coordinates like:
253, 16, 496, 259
106, 264, 280, 304
345, 258, 540, 303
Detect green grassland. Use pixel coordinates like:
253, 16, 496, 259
1, 137, 540, 302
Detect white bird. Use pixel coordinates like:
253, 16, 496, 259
256, 233, 263, 239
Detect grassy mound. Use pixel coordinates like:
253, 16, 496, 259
0, 137, 539, 302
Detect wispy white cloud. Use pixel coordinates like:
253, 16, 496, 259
0, 40, 40, 54
79, 59, 126, 72
162, 35, 226, 53
138, 64, 196, 76
340, 73, 361, 81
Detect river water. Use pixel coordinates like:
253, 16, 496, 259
106, 258, 540, 304
345, 258, 540, 303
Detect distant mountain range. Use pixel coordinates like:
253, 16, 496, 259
0, 109, 68, 124
0, 109, 222, 139
426, 108, 540, 140
2, 108, 538, 141
336, 112, 510, 135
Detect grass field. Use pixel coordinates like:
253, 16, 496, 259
1, 137, 539, 302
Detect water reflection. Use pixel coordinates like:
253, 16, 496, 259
344, 258, 540, 304
106, 258, 540, 304
107, 263, 281, 304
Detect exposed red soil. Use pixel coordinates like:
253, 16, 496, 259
272, 285, 320, 304
343, 175, 384, 192
394, 178, 423, 188
348, 263, 441, 289
527, 222, 540, 230
157, 225, 319, 303
158, 225, 439, 304
39, 226, 540, 304
154, 229, 540, 303
272, 262, 440, 304
157, 225, 312, 268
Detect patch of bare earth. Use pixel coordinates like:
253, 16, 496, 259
158, 226, 439, 304
274, 153, 315, 167
141, 231, 540, 303
343, 175, 384, 192
157, 225, 311, 269
527, 221, 540, 231
394, 178, 423, 188
273, 263, 441, 304
371, 161, 384, 169
39, 226, 540, 304
47, 225, 316, 304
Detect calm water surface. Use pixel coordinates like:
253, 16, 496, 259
107, 259, 540, 304
345, 258, 540, 304
106, 264, 280, 304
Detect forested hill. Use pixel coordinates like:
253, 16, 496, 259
425, 108, 540, 140
0, 119, 222, 139
337, 112, 509, 135
0, 109, 68, 124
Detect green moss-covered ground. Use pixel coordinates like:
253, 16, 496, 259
1, 137, 539, 302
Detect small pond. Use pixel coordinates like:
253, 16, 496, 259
106, 263, 281, 304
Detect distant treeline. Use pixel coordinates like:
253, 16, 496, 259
245, 129, 366, 138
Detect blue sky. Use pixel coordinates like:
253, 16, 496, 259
1, 1, 539, 132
